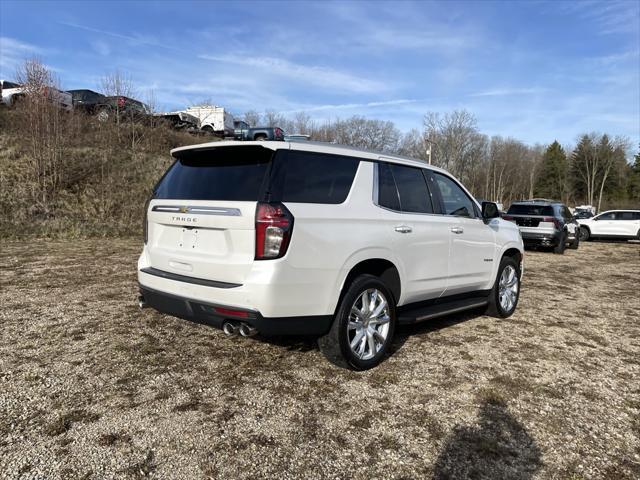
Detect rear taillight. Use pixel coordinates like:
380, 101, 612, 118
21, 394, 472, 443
502, 215, 515, 222
542, 216, 561, 229
255, 202, 294, 260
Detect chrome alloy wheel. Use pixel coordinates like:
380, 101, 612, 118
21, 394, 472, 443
348, 288, 391, 360
498, 265, 519, 313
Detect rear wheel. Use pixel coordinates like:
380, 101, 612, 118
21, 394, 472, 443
553, 232, 566, 254
579, 226, 591, 241
318, 274, 396, 370
486, 256, 520, 318
255, 134, 267, 141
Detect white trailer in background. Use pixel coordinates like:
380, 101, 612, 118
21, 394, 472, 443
185, 105, 235, 136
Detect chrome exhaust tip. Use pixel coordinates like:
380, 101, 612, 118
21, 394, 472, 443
222, 321, 239, 336
138, 295, 147, 309
239, 323, 258, 337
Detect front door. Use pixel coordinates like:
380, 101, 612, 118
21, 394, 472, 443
431, 172, 496, 295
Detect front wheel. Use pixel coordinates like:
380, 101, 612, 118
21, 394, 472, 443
486, 256, 521, 318
579, 226, 590, 241
318, 274, 396, 370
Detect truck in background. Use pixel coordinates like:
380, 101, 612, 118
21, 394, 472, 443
184, 105, 234, 136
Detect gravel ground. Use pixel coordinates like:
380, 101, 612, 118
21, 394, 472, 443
1, 238, 639, 479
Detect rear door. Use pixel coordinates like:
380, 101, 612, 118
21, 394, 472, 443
617, 211, 640, 236
146, 145, 276, 285
376, 162, 450, 303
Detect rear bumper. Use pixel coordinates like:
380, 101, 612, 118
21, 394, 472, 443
520, 230, 562, 246
139, 285, 332, 336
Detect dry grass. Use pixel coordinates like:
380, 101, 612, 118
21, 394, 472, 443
0, 239, 639, 479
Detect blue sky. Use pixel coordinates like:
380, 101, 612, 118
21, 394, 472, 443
1, 0, 638, 148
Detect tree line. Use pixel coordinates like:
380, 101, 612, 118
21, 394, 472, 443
242, 109, 639, 209
1, 58, 638, 238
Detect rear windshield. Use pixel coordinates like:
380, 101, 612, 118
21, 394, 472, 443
154, 147, 360, 204
154, 146, 272, 201
507, 204, 554, 216
2, 81, 20, 89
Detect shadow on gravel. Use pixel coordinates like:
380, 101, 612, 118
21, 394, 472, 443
390, 307, 487, 355
432, 399, 541, 480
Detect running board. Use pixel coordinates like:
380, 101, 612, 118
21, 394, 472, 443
397, 297, 488, 325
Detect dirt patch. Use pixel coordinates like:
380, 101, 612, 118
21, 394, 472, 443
1, 239, 639, 479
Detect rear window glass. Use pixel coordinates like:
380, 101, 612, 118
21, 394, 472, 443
378, 162, 401, 211
507, 204, 554, 216
2, 81, 20, 89
280, 151, 359, 204
154, 146, 272, 201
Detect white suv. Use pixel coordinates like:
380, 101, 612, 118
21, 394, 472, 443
578, 210, 640, 241
138, 141, 524, 369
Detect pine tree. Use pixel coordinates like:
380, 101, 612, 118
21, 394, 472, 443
533, 141, 567, 201
628, 145, 640, 202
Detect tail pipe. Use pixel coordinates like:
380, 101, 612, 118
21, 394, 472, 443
138, 295, 147, 309
222, 321, 240, 336
239, 323, 258, 337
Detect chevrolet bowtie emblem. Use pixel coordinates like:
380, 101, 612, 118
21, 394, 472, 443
179, 206, 189, 213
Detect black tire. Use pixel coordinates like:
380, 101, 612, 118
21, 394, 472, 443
579, 226, 591, 241
553, 232, 566, 254
486, 256, 521, 318
568, 231, 580, 249
318, 274, 396, 370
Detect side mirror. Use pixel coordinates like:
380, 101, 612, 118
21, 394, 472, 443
482, 201, 500, 220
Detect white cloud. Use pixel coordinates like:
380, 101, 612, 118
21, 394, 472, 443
91, 40, 111, 56
470, 87, 548, 97
199, 54, 387, 94
0, 36, 42, 73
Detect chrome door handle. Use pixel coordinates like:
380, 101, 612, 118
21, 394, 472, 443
395, 225, 412, 234
450, 226, 464, 234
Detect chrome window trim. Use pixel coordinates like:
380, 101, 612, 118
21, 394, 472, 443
152, 205, 242, 216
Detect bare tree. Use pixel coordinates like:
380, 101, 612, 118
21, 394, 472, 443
99, 69, 136, 98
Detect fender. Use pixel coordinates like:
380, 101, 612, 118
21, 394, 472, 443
331, 246, 404, 313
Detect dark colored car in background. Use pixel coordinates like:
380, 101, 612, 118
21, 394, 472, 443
234, 126, 285, 141
503, 200, 580, 254
574, 210, 594, 220
68, 89, 108, 114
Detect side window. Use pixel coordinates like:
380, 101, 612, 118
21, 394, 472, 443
433, 173, 476, 218
281, 151, 360, 204
378, 162, 401, 210
633, 212, 640, 220
395, 164, 434, 213
598, 212, 615, 220
618, 212, 634, 220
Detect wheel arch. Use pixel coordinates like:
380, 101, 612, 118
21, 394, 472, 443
336, 258, 401, 314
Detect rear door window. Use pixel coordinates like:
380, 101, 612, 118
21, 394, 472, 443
154, 146, 273, 201
279, 151, 360, 204
377, 163, 433, 213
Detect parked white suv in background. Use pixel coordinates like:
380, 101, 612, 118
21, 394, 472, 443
578, 210, 640, 241
138, 141, 524, 369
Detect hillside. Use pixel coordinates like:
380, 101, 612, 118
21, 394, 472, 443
0, 107, 204, 238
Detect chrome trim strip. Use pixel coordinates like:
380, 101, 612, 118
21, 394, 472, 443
152, 205, 242, 216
